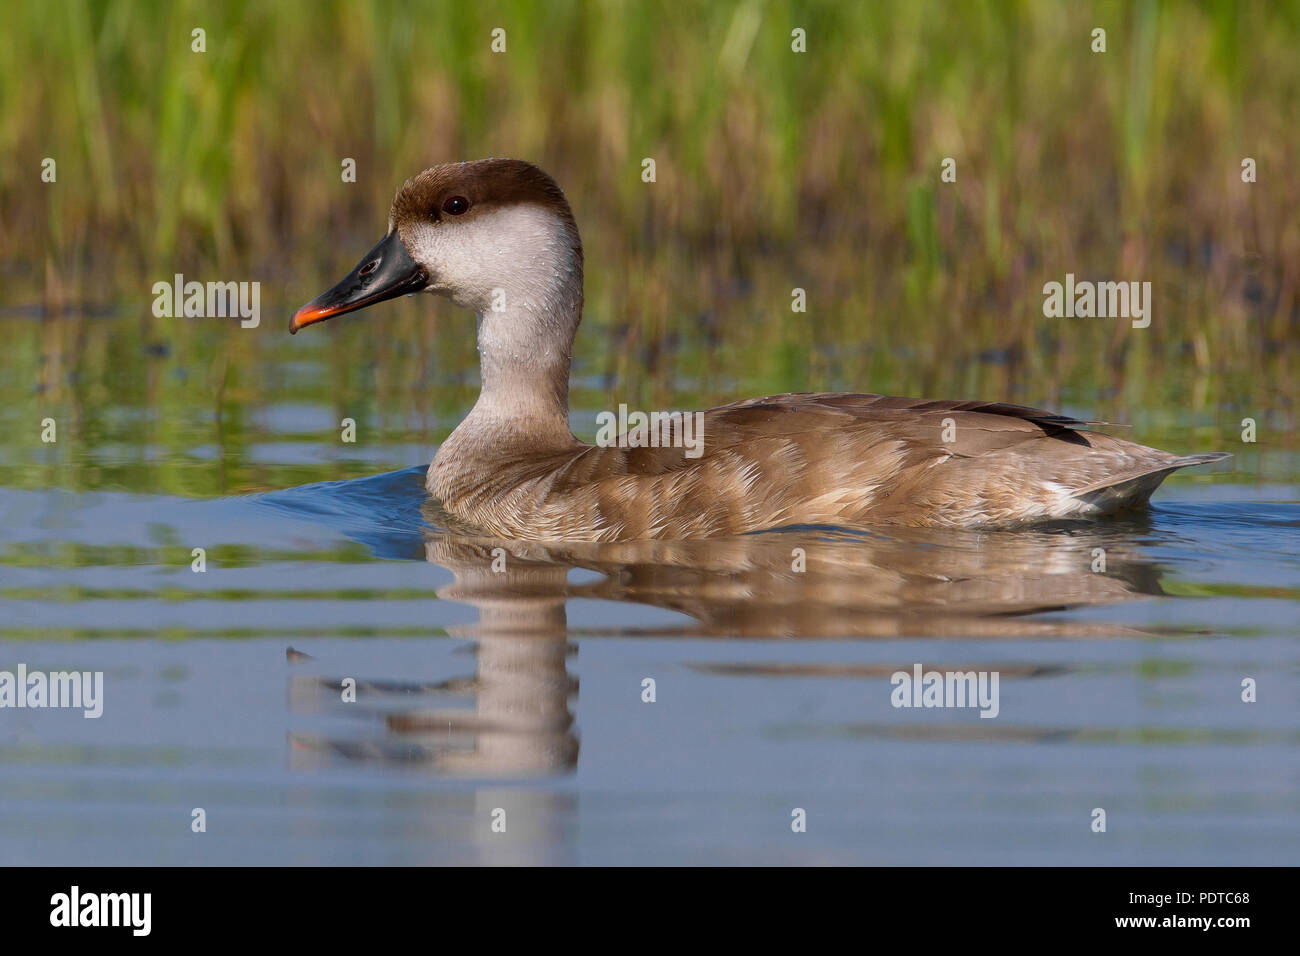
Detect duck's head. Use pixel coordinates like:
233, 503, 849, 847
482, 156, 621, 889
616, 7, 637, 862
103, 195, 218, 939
290, 159, 582, 333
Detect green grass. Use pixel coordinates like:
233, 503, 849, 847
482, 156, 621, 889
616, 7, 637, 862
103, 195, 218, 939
0, 0, 1296, 494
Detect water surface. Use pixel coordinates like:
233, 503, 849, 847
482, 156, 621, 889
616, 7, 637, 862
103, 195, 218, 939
1, 309, 1296, 865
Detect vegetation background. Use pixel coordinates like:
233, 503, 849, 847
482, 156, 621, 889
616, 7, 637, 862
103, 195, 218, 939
1, 0, 1295, 496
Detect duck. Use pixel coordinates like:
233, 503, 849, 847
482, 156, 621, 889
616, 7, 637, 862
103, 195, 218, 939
290, 158, 1228, 542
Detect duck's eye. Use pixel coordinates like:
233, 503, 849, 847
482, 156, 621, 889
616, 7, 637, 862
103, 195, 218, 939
442, 196, 470, 216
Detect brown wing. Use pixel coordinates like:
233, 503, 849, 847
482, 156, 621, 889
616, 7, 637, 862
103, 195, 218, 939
465, 392, 1202, 538
709, 392, 1104, 446
554, 391, 1101, 483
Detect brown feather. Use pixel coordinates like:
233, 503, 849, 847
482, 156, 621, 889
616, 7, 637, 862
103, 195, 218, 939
431, 392, 1229, 540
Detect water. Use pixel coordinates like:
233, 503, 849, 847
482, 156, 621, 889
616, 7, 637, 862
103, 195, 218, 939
1, 310, 1297, 865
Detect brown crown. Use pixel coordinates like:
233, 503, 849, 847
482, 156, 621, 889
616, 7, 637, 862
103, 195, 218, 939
390, 158, 579, 236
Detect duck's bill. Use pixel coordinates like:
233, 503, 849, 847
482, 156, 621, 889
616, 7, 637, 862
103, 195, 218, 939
289, 232, 427, 333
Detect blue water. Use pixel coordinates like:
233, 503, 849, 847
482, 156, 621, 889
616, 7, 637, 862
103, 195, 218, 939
1, 466, 1296, 864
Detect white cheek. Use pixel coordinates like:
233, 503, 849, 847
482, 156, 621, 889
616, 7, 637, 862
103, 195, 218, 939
405, 205, 574, 313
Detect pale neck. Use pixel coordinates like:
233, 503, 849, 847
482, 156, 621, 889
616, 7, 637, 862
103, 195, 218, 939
457, 270, 583, 453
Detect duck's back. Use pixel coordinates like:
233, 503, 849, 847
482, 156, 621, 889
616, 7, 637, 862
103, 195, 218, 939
431, 392, 1225, 541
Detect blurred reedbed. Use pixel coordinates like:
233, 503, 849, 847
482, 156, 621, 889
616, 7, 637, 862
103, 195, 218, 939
0, 0, 1295, 496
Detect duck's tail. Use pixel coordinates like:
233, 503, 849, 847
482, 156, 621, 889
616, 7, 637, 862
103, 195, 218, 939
1070, 452, 1231, 512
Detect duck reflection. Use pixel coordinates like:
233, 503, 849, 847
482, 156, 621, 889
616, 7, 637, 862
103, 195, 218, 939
420, 501, 1167, 639
288, 548, 579, 775
287, 494, 1171, 778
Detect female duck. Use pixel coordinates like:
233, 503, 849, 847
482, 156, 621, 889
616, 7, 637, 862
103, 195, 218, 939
291, 159, 1226, 541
